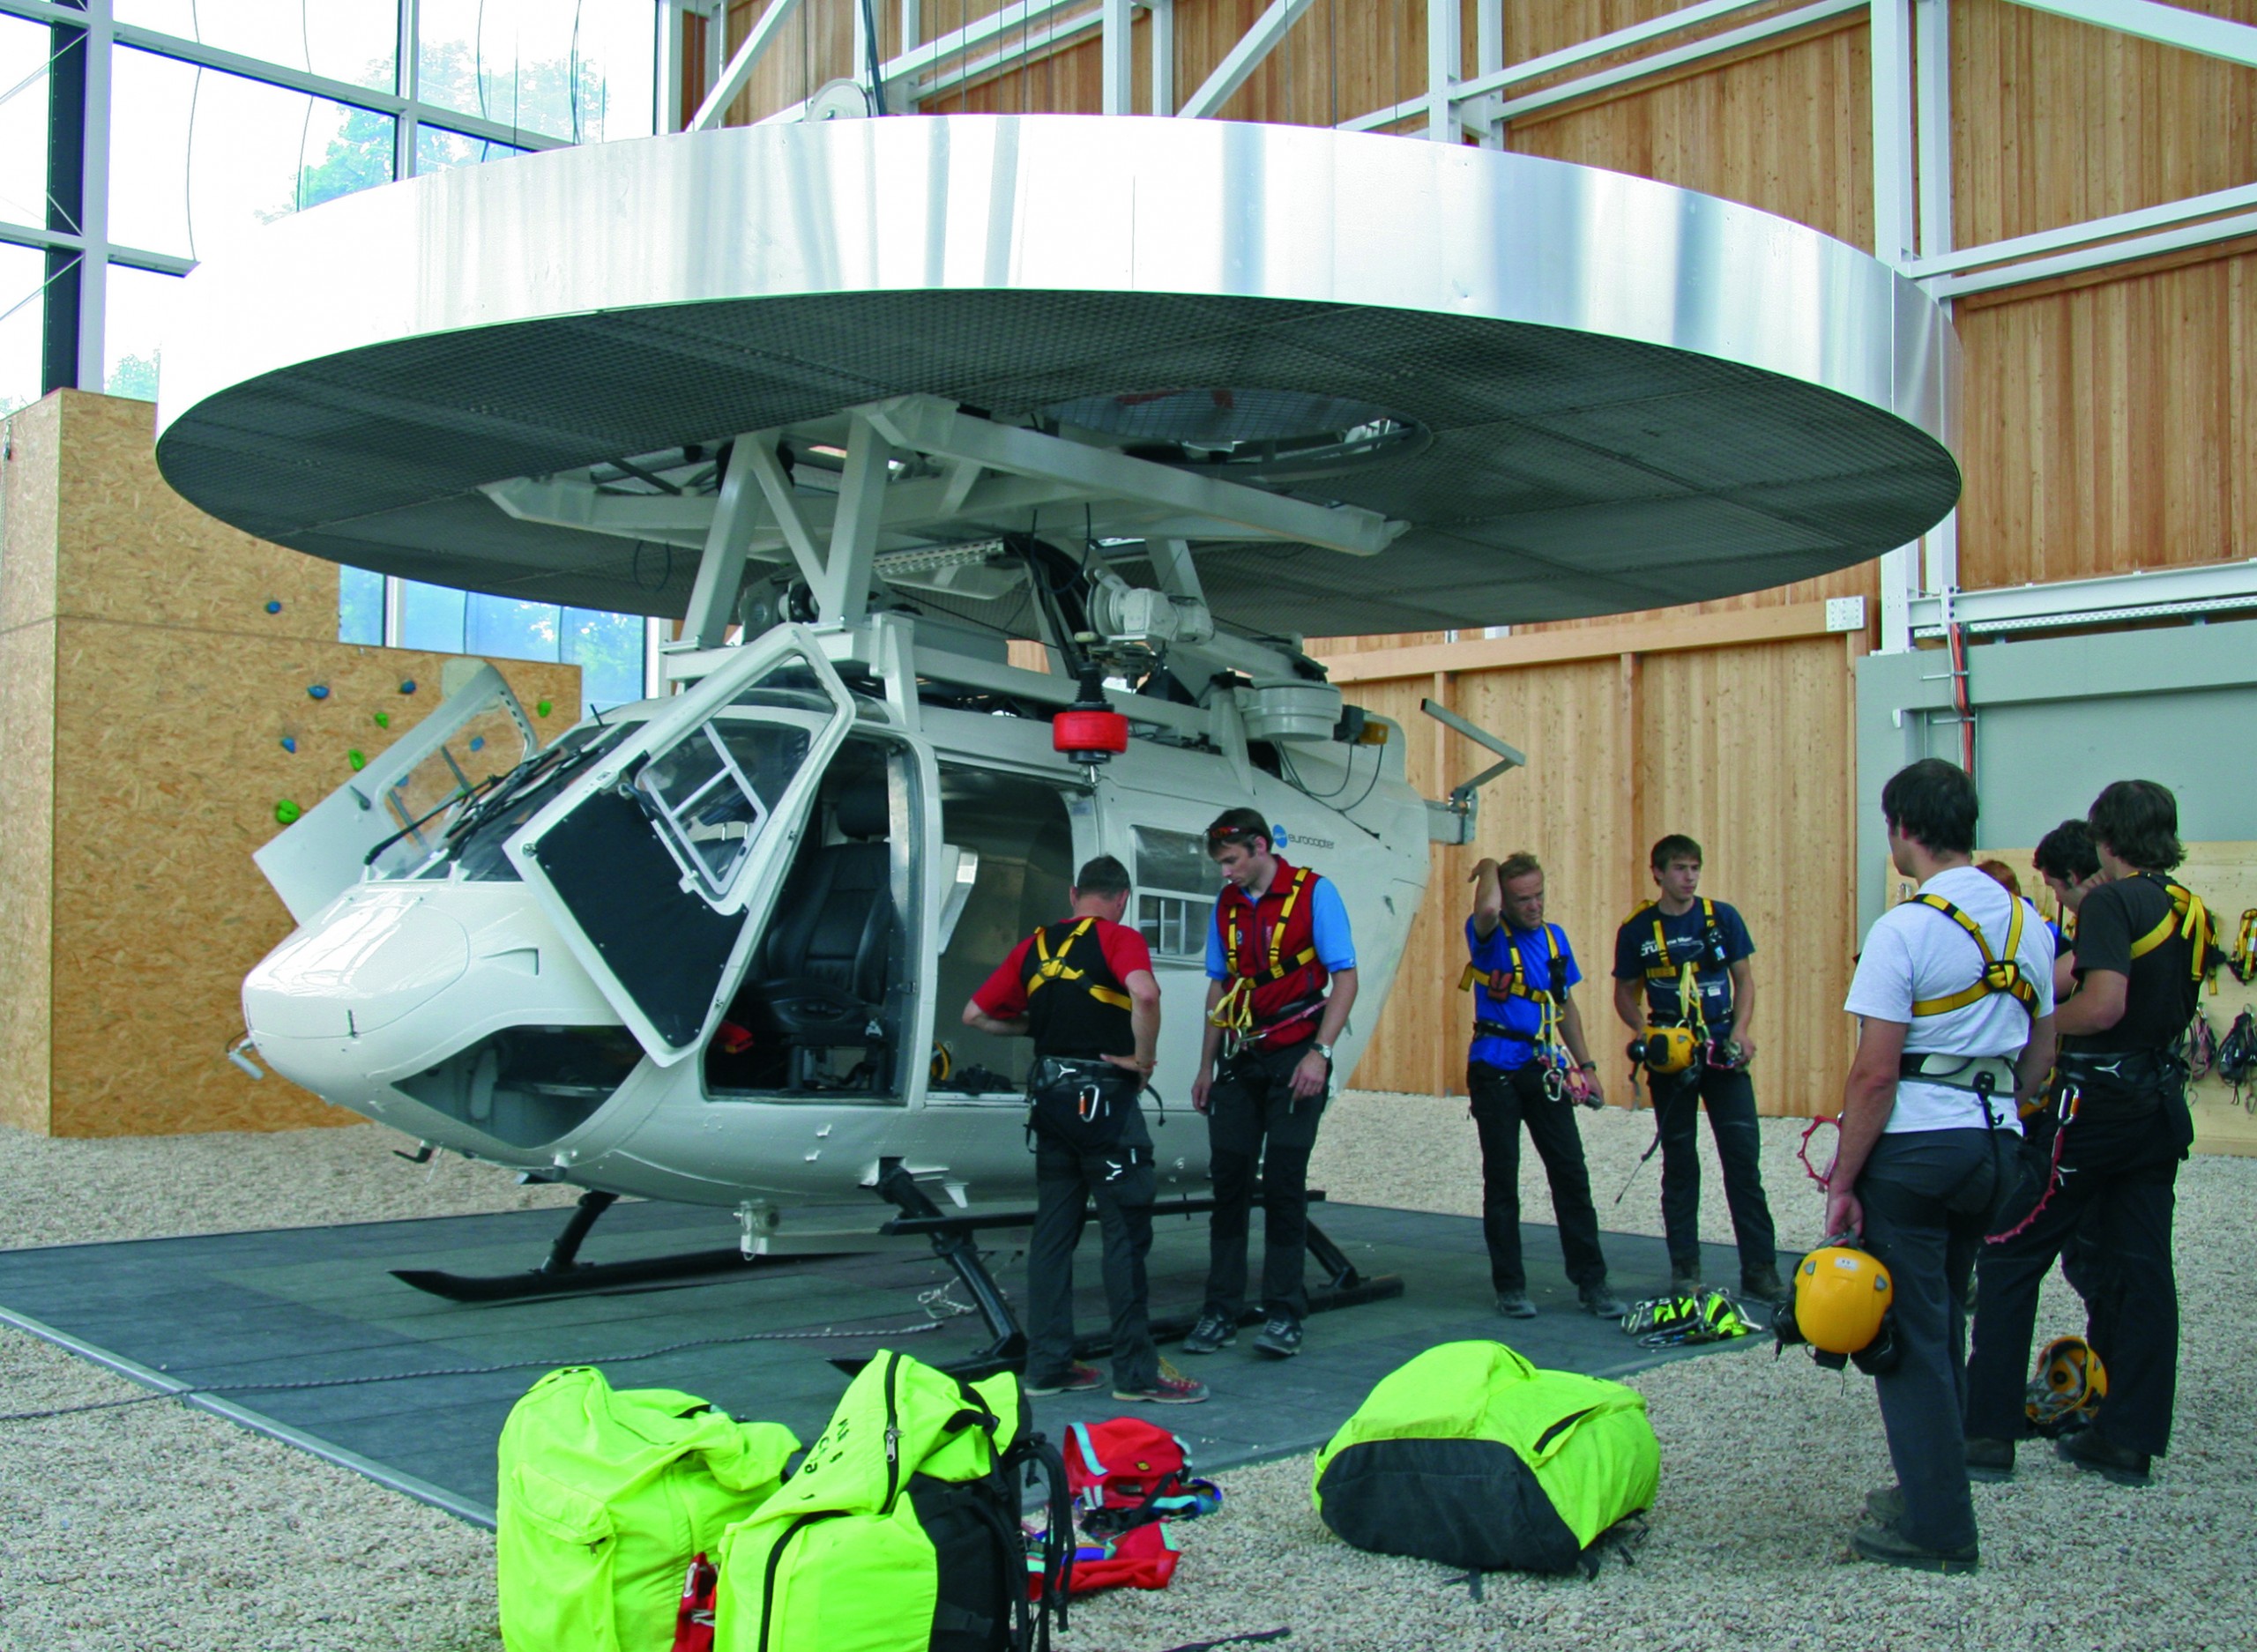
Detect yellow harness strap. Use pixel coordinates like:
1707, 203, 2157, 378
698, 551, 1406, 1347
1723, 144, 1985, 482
1027, 919, 1134, 1010
1627, 897, 1717, 1036
1210, 868, 1321, 1038
2232, 907, 2257, 984
1462, 925, 1567, 1056
1908, 894, 2039, 1017
2127, 879, 2216, 991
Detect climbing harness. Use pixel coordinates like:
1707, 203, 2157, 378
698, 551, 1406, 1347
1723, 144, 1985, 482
1619, 1289, 1757, 1348
1463, 922, 1582, 1098
2231, 909, 2257, 985
2216, 1008, 2257, 1112
1027, 919, 1133, 1009
1210, 867, 1322, 1057
2125, 874, 2218, 993
1907, 893, 2039, 1016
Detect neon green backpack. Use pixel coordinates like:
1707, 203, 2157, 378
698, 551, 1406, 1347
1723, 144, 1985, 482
714, 1348, 1070, 1652
496, 1366, 801, 1652
1312, 1340, 1658, 1574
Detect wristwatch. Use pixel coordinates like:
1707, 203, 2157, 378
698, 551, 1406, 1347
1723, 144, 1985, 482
1311, 1042, 1334, 1063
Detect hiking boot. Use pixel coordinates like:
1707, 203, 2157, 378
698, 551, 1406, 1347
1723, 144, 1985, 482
1116, 1360, 1210, 1405
1964, 1436, 2015, 1483
2058, 1429, 2152, 1486
1252, 1316, 1304, 1358
1579, 1282, 1628, 1319
1024, 1362, 1103, 1396
1851, 1522, 1978, 1574
1180, 1313, 1236, 1355
1864, 1485, 1903, 1525
1739, 1265, 1785, 1306
1668, 1269, 1702, 1299
1494, 1291, 1538, 1320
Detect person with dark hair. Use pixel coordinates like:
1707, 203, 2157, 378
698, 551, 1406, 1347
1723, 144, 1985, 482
965, 855, 1206, 1404
1826, 758, 2055, 1572
1182, 807, 1357, 1359
1967, 779, 2217, 1487
1612, 835, 1780, 1303
2032, 818, 2104, 997
1466, 851, 1625, 1320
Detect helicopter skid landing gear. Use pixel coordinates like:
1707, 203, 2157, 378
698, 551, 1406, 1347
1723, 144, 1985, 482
392, 1188, 778, 1303
847, 1169, 1404, 1378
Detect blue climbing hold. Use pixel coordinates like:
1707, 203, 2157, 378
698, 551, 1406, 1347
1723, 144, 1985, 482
399, 679, 417, 695
280, 736, 297, 754
308, 684, 330, 700
264, 599, 282, 614
468, 736, 486, 753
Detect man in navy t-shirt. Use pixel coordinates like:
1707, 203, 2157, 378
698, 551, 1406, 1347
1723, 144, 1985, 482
1464, 851, 1623, 1321
1611, 834, 1779, 1303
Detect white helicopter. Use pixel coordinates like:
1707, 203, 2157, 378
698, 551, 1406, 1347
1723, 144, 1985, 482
166, 115, 1958, 1331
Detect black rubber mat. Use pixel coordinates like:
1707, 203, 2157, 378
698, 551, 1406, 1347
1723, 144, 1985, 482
0, 1199, 1770, 1527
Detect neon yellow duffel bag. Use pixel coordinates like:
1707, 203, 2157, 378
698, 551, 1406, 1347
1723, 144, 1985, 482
496, 1366, 801, 1652
1313, 1340, 1658, 1574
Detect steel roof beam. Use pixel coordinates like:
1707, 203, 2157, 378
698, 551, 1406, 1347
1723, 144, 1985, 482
689, 0, 806, 130
1178, 0, 1315, 119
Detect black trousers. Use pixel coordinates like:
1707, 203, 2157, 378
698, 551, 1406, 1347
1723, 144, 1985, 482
1026, 1129, 1159, 1392
1467, 1060, 1609, 1294
1856, 1127, 2010, 1553
1968, 1094, 2185, 1457
1203, 1040, 1328, 1323
1649, 1064, 1778, 1280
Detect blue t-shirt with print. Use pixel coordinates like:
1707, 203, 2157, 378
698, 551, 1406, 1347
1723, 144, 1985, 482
1612, 900, 1754, 1030
1467, 917, 1580, 1071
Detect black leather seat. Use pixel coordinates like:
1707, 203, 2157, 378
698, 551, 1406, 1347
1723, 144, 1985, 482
743, 778, 895, 1057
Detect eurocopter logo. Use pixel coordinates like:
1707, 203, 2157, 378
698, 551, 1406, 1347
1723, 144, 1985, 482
1272, 825, 1335, 852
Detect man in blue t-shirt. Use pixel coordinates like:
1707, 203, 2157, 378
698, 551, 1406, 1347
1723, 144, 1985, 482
1611, 834, 1780, 1303
1464, 852, 1624, 1321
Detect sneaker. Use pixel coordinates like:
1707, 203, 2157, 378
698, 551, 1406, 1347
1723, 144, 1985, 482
2058, 1429, 2152, 1486
1115, 1360, 1210, 1405
1180, 1313, 1236, 1355
1739, 1265, 1785, 1306
1864, 1484, 1903, 1525
1851, 1521, 1978, 1574
1252, 1316, 1303, 1358
1024, 1362, 1103, 1396
1579, 1282, 1628, 1319
1964, 1436, 2015, 1483
1494, 1291, 1537, 1320
1668, 1270, 1702, 1299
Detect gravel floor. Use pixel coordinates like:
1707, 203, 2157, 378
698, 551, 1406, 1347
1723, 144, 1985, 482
3, 1096, 2251, 1651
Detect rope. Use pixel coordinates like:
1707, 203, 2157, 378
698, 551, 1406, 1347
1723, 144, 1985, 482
0, 1316, 950, 1426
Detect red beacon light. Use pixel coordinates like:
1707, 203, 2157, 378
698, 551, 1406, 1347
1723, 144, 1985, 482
1054, 666, 1129, 765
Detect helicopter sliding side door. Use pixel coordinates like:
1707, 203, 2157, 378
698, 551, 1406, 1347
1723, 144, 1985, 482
506, 629, 855, 1066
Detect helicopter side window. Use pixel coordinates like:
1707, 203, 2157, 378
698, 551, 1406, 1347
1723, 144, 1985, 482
1134, 826, 1219, 962
635, 716, 817, 904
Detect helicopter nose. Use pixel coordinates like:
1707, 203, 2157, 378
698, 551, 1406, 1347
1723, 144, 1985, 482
245, 890, 472, 1040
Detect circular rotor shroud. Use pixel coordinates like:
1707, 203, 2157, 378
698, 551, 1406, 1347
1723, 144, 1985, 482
154, 115, 1960, 636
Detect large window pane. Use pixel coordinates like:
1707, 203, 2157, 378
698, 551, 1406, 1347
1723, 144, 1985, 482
0, 14, 51, 233
115, 1, 397, 93
339, 566, 384, 644
413, 126, 529, 174
110, 48, 394, 264
103, 264, 182, 400
397, 579, 467, 653
0, 242, 43, 416
563, 607, 649, 712
418, 0, 655, 144
465, 593, 561, 662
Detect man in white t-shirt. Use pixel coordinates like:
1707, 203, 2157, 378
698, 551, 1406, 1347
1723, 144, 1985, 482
1825, 759, 2057, 1574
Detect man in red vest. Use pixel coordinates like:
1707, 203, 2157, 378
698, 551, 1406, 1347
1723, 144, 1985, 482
1181, 807, 1359, 1360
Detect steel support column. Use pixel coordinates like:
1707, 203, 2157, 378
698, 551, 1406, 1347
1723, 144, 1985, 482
1150, 0, 1173, 113
1100, 0, 1132, 113
1426, 0, 1460, 142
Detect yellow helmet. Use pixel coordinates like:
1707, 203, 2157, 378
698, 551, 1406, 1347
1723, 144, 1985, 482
1791, 1246, 1894, 1356
2027, 1336, 2107, 1433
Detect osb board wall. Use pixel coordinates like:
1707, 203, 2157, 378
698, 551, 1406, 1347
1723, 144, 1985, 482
45, 623, 581, 1137
1335, 631, 1860, 1115
0, 398, 63, 1132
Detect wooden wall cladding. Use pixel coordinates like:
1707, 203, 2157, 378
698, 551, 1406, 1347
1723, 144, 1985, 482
1326, 625, 1861, 1113
44, 622, 579, 1137
0, 396, 63, 1132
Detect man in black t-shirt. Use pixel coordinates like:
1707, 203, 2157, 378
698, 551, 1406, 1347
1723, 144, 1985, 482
1612, 835, 1780, 1302
1966, 781, 2216, 1487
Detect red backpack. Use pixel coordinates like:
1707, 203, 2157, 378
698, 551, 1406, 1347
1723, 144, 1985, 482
1063, 1419, 1222, 1537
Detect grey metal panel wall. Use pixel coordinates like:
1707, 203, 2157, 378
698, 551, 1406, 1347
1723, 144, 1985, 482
1855, 618, 2257, 933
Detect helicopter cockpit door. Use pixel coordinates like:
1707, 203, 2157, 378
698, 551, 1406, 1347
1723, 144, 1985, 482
506, 628, 856, 1066
253, 663, 536, 925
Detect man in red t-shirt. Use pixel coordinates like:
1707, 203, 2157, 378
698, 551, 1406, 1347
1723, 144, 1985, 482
964, 855, 1206, 1405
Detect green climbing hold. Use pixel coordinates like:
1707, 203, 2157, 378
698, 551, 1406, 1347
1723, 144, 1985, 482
347, 749, 367, 771
373, 711, 391, 729
275, 800, 302, 825
536, 699, 553, 718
